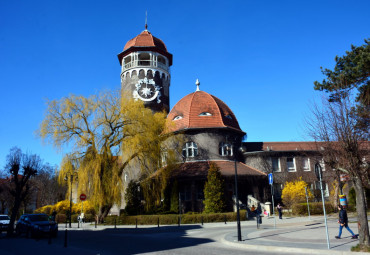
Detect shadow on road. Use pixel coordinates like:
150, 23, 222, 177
0, 225, 214, 255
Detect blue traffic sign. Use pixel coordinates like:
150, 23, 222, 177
268, 173, 273, 185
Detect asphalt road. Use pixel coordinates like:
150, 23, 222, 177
0, 225, 287, 255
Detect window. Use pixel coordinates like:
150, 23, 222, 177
225, 115, 233, 120
199, 112, 212, 116
161, 151, 168, 165
271, 157, 280, 172
173, 115, 183, 120
219, 142, 232, 156
320, 158, 326, 171
287, 157, 296, 172
182, 142, 198, 158
302, 158, 310, 171
314, 181, 329, 197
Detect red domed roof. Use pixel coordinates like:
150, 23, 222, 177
123, 30, 168, 52
118, 29, 172, 66
166, 91, 244, 134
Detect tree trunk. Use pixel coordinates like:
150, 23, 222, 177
7, 198, 21, 237
97, 204, 113, 224
353, 177, 370, 247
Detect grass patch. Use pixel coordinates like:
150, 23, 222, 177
351, 244, 370, 252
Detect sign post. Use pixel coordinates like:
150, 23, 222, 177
315, 163, 330, 250
79, 194, 86, 225
268, 173, 276, 229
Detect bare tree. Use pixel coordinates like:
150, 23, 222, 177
306, 96, 369, 247
5, 147, 41, 236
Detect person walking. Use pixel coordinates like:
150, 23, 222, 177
335, 205, 357, 239
277, 203, 282, 219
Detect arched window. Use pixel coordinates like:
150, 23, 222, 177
219, 142, 233, 156
182, 142, 198, 158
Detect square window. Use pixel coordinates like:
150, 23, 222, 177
271, 158, 280, 172
287, 157, 296, 172
302, 158, 310, 171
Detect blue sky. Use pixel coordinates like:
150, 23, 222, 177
1, 0, 369, 170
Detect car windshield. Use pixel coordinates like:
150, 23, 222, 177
0, 216, 9, 220
28, 215, 49, 222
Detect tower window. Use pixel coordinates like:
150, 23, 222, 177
219, 142, 233, 156
199, 112, 212, 116
138, 53, 151, 66
182, 142, 198, 158
158, 55, 166, 65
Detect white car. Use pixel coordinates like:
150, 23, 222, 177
0, 215, 10, 231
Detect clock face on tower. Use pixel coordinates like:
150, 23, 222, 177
133, 78, 162, 102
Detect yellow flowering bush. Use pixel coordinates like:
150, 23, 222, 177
34, 205, 54, 215
281, 177, 312, 209
54, 200, 75, 214
72, 200, 96, 215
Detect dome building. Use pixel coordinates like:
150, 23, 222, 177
163, 80, 267, 212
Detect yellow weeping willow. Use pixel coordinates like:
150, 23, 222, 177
39, 90, 173, 221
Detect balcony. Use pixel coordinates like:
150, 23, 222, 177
122, 60, 170, 73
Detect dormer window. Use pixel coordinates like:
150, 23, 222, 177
173, 115, 183, 120
199, 112, 212, 116
225, 115, 233, 120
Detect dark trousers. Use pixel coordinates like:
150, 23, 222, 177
278, 210, 282, 219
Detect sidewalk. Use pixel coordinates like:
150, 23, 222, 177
223, 215, 368, 254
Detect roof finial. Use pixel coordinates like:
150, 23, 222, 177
145, 11, 148, 30
195, 79, 200, 91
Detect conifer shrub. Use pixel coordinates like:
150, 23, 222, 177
203, 163, 225, 213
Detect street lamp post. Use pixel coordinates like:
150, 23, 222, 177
234, 151, 242, 241
65, 173, 78, 228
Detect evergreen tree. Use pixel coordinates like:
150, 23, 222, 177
170, 180, 179, 213
203, 163, 225, 213
124, 180, 141, 215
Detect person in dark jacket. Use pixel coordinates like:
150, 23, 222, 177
335, 205, 357, 239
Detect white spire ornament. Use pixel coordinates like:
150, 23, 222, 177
195, 79, 200, 91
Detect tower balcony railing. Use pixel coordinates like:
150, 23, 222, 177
123, 60, 170, 73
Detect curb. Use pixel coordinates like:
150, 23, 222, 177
221, 237, 367, 255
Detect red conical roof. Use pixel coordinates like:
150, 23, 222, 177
123, 30, 168, 52
166, 91, 244, 134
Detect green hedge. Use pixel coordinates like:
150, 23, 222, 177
55, 213, 95, 223
292, 202, 334, 215
104, 210, 247, 225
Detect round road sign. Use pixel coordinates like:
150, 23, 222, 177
80, 193, 87, 201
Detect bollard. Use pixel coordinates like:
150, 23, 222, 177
157, 217, 160, 228
224, 215, 227, 224
95, 220, 97, 229
114, 218, 117, 229
78, 221, 79, 229
65, 220, 67, 229
201, 216, 203, 225
64, 229, 67, 248
136, 218, 138, 229
178, 216, 180, 227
